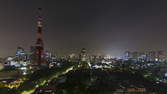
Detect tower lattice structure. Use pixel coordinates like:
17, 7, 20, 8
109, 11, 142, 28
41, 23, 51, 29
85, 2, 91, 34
35, 8, 44, 66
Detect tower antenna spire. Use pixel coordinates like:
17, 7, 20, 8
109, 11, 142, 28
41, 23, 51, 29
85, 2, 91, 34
37, 8, 43, 27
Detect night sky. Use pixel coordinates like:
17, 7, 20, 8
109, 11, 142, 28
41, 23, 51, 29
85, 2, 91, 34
0, 0, 167, 57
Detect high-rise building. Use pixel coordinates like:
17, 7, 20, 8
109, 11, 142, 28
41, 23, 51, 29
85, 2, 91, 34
156, 50, 165, 62
124, 51, 131, 59
79, 48, 87, 62
16, 46, 27, 61
79, 48, 89, 68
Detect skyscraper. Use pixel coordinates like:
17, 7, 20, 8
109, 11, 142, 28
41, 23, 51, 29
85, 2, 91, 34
79, 48, 87, 62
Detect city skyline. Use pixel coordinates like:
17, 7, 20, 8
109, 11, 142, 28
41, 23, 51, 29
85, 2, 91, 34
0, 1, 167, 93
1, 0, 167, 57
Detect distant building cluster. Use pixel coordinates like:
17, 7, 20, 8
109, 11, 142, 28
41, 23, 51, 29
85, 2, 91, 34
0, 46, 55, 75
124, 50, 166, 62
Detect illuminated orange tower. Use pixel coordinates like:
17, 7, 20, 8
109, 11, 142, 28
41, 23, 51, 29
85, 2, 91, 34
35, 8, 44, 66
